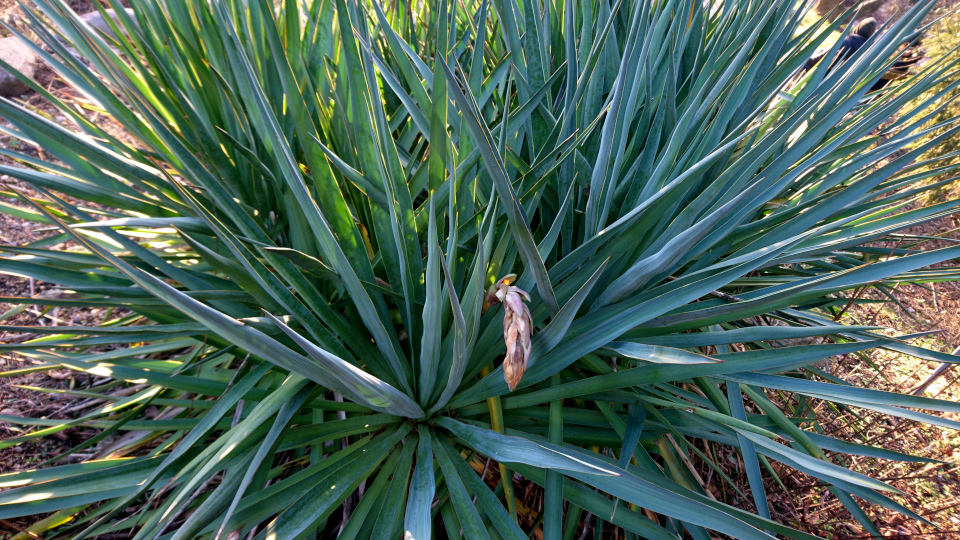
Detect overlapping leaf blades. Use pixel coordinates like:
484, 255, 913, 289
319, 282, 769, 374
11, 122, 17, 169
0, 0, 958, 537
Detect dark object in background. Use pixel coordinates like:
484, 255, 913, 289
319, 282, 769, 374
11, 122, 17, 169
804, 17, 922, 92
871, 41, 923, 92
805, 18, 878, 71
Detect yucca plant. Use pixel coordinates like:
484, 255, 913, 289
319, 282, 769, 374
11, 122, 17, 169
1, 0, 959, 537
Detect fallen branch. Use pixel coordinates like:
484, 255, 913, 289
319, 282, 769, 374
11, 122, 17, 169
910, 346, 960, 395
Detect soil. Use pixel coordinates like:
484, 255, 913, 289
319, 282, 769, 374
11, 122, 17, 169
759, 216, 960, 539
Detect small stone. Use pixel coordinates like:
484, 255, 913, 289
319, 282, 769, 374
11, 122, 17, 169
0, 408, 17, 415
0, 36, 38, 97
79, 9, 138, 36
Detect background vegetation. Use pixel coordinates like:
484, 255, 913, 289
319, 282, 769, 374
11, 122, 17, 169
912, 4, 960, 202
